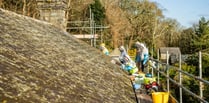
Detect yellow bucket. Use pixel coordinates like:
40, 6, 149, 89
152, 92, 169, 103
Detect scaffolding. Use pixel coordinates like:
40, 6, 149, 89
66, 7, 109, 47
36, 0, 109, 47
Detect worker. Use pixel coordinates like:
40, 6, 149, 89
99, 43, 109, 55
119, 46, 138, 75
135, 42, 149, 72
135, 41, 142, 72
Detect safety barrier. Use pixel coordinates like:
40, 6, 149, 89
149, 51, 209, 103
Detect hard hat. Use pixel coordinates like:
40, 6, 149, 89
139, 43, 145, 48
100, 43, 105, 47
135, 41, 141, 47
135, 41, 140, 45
135, 41, 145, 48
119, 46, 125, 52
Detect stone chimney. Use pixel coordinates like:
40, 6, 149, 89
36, 0, 66, 30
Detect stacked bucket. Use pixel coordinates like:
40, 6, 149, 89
130, 73, 169, 103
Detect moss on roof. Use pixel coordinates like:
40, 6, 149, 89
0, 8, 136, 103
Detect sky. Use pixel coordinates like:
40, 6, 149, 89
150, 0, 209, 28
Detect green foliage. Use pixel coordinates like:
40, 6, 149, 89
180, 17, 209, 54
169, 63, 196, 81
169, 66, 178, 79
193, 17, 209, 52
179, 28, 195, 54
204, 79, 209, 101
201, 53, 209, 76
168, 63, 200, 103
181, 63, 197, 74
183, 53, 209, 102
90, 0, 105, 25
182, 75, 199, 103
185, 54, 199, 71
179, 17, 209, 102
186, 53, 209, 77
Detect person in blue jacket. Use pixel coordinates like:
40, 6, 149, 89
135, 42, 149, 72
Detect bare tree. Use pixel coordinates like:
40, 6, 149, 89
0, 0, 3, 7
101, 0, 130, 48
22, 0, 26, 15
66, 0, 72, 20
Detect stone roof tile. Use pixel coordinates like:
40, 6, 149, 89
0, 9, 136, 103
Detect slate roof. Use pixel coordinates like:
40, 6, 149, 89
0, 8, 136, 103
